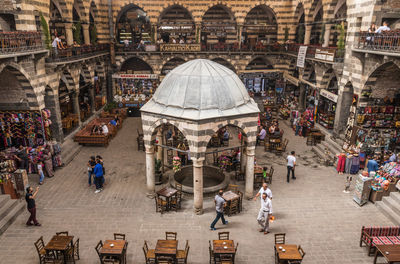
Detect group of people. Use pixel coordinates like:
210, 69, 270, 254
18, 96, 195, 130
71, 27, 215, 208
256, 120, 283, 146
293, 114, 310, 137
366, 21, 391, 45
87, 155, 105, 193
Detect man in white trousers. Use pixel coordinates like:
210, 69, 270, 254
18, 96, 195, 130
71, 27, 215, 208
257, 193, 273, 235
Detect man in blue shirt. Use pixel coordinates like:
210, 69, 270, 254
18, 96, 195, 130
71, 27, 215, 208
367, 157, 379, 174
210, 190, 228, 230
93, 158, 104, 193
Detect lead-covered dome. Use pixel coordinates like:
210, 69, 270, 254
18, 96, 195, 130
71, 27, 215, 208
141, 59, 260, 120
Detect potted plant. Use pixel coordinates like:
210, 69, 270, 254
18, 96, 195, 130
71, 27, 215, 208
172, 156, 181, 172
155, 158, 162, 185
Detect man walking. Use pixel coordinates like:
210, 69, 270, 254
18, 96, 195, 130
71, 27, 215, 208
287, 151, 296, 183
257, 193, 273, 234
253, 182, 272, 201
25, 186, 41, 226
93, 158, 104, 193
210, 189, 228, 230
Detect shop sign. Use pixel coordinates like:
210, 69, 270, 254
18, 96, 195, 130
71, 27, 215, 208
159, 25, 194, 31
320, 89, 338, 103
296, 46, 308, 68
159, 44, 201, 52
145, 45, 157, 52
112, 74, 159, 79
315, 48, 335, 62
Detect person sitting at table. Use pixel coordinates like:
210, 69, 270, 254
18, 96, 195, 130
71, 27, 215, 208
269, 124, 276, 134
102, 123, 109, 135
223, 129, 230, 143
257, 126, 266, 146
91, 125, 100, 135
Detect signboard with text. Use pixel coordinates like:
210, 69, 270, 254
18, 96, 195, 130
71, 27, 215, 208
320, 89, 338, 103
112, 74, 159, 79
296, 46, 308, 68
315, 48, 335, 62
159, 44, 201, 52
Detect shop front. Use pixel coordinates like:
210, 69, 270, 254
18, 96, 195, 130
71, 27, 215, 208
116, 5, 151, 46
317, 89, 338, 130
158, 5, 195, 44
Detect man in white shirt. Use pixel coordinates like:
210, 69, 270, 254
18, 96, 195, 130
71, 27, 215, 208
375, 21, 390, 34
102, 123, 109, 135
52, 36, 61, 56
287, 151, 296, 182
257, 193, 273, 234
253, 183, 272, 201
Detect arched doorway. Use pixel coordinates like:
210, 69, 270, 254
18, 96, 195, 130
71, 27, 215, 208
211, 58, 236, 73
317, 73, 338, 130
158, 5, 195, 44
116, 4, 151, 46
89, 1, 97, 44
161, 58, 186, 76
120, 57, 153, 73
243, 5, 277, 48
294, 3, 305, 44
49, 0, 65, 39
242, 57, 279, 95
0, 14, 16, 31
310, 0, 323, 45
245, 57, 274, 71
72, 0, 84, 45
58, 74, 78, 135
332, 0, 347, 48
201, 5, 236, 49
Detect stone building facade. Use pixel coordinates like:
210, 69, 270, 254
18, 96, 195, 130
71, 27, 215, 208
0, 0, 399, 143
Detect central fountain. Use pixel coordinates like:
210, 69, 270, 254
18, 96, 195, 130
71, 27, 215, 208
171, 165, 229, 194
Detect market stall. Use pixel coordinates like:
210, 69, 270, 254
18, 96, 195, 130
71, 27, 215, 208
317, 89, 338, 130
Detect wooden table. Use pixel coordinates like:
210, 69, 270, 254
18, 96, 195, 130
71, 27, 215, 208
374, 244, 400, 264
157, 187, 178, 210
213, 240, 235, 263
275, 244, 302, 263
155, 239, 178, 262
222, 191, 239, 202
45, 235, 74, 263
100, 239, 127, 264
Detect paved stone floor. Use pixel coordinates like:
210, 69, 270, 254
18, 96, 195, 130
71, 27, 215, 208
0, 117, 393, 264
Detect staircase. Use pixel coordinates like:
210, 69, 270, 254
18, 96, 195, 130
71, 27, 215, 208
0, 194, 25, 236
311, 124, 344, 166
376, 192, 400, 225
61, 136, 82, 166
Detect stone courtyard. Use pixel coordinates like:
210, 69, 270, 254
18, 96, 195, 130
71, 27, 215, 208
0, 117, 393, 264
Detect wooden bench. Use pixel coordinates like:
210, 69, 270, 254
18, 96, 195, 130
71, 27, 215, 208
74, 118, 115, 146
360, 226, 400, 256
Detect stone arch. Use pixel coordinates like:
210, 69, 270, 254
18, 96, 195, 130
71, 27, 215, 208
73, 0, 88, 22
201, 4, 236, 21
0, 65, 38, 110
158, 4, 195, 43
307, 0, 323, 22
161, 57, 186, 76
245, 56, 274, 70
211, 58, 236, 73
320, 68, 338, 90
89, 1, 98, 20
158, 4, 194, 24
60, 69, 76, 91
116, 3, 149, 24
119, 56, 154, 73
362, 62, 400, 99
294, 3, 305, 43
49, 0, 66, 38
243, 4, 278, 44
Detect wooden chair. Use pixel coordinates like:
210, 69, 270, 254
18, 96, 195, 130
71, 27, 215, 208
166, 232, 177, 240
237, 191, 243, 212
96, 240, 118, 263
95, 240, 103, 260
43, 257, 63, 264
254, 174, 264, 189
114, 233, 126, 240
34, 236, 47, 264
220, 254, 233, 264
209, 240, 214, 264
218, 232, 229, 240
143, 240, 155, 264
298, 245, 306, 259
155, 196, 167, 214
227, 184, 239, 193
65, 238, 80, 263
265, 167, 274, 185
234, 163, 244, 181
155, 256, 174, 263
274, 233, 286, 244
288, 261, 302, 264
175, 182, 183, 207
176, 240, 189, 264
56, 231, 69, 236
227, 199, 239, 216
276, 138, 288, 155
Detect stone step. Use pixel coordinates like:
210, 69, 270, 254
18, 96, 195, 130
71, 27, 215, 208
390, 192, 400, 203
311, 146, 329, 165
382, 195, 400, 216
0, 199, 18, 220
0, 195, 10, 208
61, 137, 82, 166
321, 140, 342, 157
324, 136, 343, 154
0, 197, 24, 236
376, 200, 400, 225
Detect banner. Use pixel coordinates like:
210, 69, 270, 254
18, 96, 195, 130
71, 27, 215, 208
296, 46, 308, 68
159, 44, 201, 52
315, 48, 335, 62
112, 73, 158, 79
320, 89, 338, 103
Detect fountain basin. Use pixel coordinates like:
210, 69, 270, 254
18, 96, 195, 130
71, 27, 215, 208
171, 165, 229, 194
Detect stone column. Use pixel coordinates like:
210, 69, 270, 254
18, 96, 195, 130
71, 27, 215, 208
156, 128, 163, 161
145, 146, 155, 194
44, 89, 64, 142
238, 24, 243, 48
192, 158, 204, 215
82, 24, 91, 45
298, 84, 306, 112
195, 23, 201, 44
152, 24, 158, 43
65, 23, 74, 46
245, 147, 255, 199
304, 25, 312, 45
72, 92, 82, 126
322, 24, 332, 48
240, 146, 247, 174
89, 85, 95, 114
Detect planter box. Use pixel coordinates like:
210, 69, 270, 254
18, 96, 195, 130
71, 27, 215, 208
369, 189, 384, 203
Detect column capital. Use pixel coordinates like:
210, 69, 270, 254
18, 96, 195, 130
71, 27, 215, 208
305, 25, 313, 30
64, 22, 73, 29
246, 147, 256, 156
191, 157, 205, 167
82, 24, 90, 30
145, 146, 155, 154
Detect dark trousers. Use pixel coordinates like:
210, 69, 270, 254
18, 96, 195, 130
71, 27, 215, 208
95, 176, 103, 189
287, 166, 295, 182
27, 207, 38, 225
210, 211, 226, 228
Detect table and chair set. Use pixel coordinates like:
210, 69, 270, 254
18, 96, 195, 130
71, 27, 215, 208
155, 184, 183, 214
143, 232, 189, 264
274, 233, 305, 264
35, 231, 79, 264
254, 166, 274, 189
209, 232, 238, 264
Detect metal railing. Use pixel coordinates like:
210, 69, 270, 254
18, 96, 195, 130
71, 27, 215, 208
286, 43, 344, 62
0, 31, 43, 54
47, 44, 110, 62
356, 31, 400, 52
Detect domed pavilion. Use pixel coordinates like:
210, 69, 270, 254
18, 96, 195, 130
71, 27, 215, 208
141, 59, 259, 214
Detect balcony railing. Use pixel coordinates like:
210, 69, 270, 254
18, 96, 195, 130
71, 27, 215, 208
286, 43, 344, 62
0, 31, 43, 54
46, 44, 110, 63
356, 31, 400, 52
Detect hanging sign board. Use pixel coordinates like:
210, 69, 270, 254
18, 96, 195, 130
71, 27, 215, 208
320, 89, 338, 103
112, 74, 158, 79
159, 44, 201, 52
315, 48, 335, 62
296, 46, 308, 68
